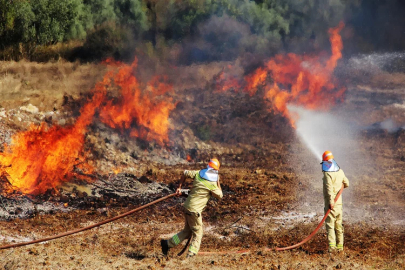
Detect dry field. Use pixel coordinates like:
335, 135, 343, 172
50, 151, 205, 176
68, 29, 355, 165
0, 59, 404, 269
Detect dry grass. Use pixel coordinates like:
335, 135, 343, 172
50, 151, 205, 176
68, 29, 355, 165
0, 60, 106, 111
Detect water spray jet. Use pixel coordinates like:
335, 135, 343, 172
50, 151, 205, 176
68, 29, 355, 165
288, 105, 359, 164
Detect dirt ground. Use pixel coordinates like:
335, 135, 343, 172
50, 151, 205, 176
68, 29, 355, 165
0, 59, 404, 269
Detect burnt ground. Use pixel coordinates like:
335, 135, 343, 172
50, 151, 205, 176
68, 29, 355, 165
0, 59, 404, 269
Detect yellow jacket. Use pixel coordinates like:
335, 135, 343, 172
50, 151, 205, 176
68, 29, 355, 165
183, 170, 223, 213
323, 169, 349, 207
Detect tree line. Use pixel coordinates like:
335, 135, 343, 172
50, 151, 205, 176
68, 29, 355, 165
1, 0, 404, 62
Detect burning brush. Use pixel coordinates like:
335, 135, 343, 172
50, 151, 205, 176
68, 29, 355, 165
0, 89, 105, 195
0, 57, 177, 196
216, 22, 346, 127
1, 22, 345, 197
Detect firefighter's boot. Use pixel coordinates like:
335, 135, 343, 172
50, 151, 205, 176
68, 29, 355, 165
161, 239, 169, 256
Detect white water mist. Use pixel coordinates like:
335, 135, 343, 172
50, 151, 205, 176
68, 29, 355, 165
288, 105, 360, 168
348, 52, 405, 72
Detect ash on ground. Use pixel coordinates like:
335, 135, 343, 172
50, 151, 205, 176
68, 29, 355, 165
0, 173, 172, 221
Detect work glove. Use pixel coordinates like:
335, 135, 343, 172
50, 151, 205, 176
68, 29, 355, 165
175, 187, 182, 196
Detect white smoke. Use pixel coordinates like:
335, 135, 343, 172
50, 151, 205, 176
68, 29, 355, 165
366, 118, 405, 133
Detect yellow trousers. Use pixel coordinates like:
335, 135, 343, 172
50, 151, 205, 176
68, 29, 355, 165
168, 209, 203, 254
325, 205, 344, 250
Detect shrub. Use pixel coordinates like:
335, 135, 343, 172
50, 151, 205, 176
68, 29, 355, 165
194, 124, 212, 141
80, 22, 136, 61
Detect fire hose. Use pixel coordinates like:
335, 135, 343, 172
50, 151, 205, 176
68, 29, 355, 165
0, 185, 344, 253
179, 185, 344, 255
198, 185, 344, 254
0, 193, 177, 250
274, 184, 344, 251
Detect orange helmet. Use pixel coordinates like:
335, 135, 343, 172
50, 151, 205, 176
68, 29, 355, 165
208, 158, 220, 170
322, 151, 334, 161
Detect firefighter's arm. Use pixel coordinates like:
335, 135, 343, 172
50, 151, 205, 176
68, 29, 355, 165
343, 175, 349, 188
176, 174, 187, 196
211, 188, 223, 200
211, 177, 223, 200
324, 173, 334, 209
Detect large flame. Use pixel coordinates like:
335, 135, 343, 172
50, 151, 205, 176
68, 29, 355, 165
244, 67, 267, 96
0, 57, 177, 195
216, 23, 346, 126
0, 89, 106, 195
261, 22, 345, 124
99, 58, 176, 145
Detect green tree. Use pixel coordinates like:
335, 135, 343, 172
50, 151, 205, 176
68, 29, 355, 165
236, 0, 291, 40
77, 0, 148, 61
1, 0, 90, 47
114, 0, 149, 33
285, 0, 360, 49
83, 0, 149, 33
83, 0, 117, 25
160, 0, 215, 40
0, 0, 34, 47
153, 0, 292, 45
0, 0, 16, 37
27, 0, 88, 44
82, 21, 136, 61
67, 1, 93, 40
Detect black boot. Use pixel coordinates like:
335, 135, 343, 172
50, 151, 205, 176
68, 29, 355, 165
161, 239, 169, 256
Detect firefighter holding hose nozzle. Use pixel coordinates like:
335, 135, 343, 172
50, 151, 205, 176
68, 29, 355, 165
321, 151, 350, 253
161, 158, 223, 258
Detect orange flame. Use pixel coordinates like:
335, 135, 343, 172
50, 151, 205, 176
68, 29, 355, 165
186, 155, 192, 162
244, 67, 267, 96
252, 22, 346, 125
215, 70, 241, 92
99, 58, 176, 145
0, 56, 177, 195
218, 23, 346, 126
214, 64, 247, 93
0, 90, 106, 195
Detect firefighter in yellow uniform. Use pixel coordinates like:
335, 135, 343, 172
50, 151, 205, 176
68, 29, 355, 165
321, 151, 349, 253
161, 158, 223, 257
